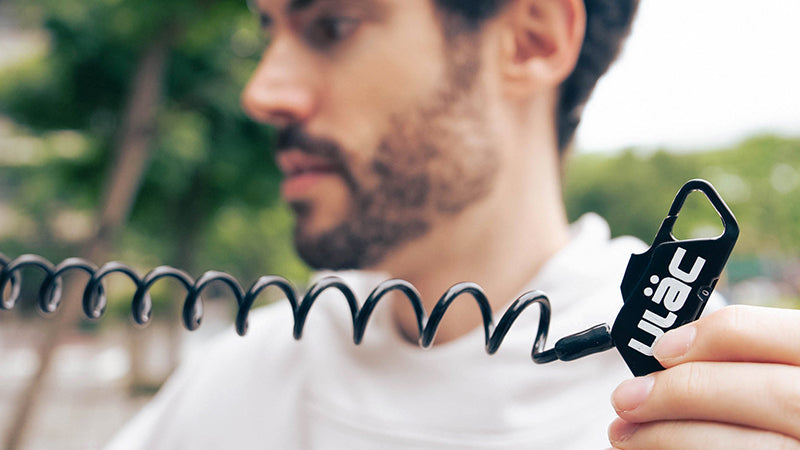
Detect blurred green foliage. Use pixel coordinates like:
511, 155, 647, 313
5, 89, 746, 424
0, 0, 308, 318
565, 136, 800, 258
564, 135, 800, 304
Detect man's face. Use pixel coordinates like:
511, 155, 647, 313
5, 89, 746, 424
242, 0, 502, 270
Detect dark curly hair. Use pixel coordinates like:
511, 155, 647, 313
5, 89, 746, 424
434, 0, 640, 154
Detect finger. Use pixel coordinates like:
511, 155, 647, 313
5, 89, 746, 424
611, 362, 800, 441
653, 305, 800, 367
608, 418, 800, 450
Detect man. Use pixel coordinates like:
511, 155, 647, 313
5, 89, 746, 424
108, 0, 800, 448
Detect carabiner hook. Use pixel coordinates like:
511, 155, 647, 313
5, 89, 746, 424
664, 178, 739, 243
611, 179, 739, 376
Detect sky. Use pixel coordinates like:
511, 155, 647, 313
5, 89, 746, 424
575, 0, 800, 153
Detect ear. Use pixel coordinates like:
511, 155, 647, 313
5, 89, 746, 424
498, 0, 586, 97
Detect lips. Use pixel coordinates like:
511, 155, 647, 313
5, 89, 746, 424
277, 150, 339, 176
276, 150, 340, 199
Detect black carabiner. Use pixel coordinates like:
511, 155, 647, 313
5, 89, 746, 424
611, 179, 739, 376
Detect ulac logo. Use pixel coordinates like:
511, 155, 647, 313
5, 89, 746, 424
628, 247, 706, 356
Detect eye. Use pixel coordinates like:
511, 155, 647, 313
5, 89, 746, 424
256, 14, 274, 45
260, 15, 272, 32
306, 16, 360, 49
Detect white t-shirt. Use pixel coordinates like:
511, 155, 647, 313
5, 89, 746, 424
106, 214, 651, 449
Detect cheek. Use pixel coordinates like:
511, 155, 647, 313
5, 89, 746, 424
321, 75, 438, 176
317, 17, 448, 153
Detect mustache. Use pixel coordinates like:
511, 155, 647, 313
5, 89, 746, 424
274, 126, 358, 191
275, 126, 343, 160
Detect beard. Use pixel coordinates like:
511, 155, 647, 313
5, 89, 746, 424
279, 46, 500, 270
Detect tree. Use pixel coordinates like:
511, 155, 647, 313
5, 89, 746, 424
564, 135, 800, 275
0, 1, 307, 447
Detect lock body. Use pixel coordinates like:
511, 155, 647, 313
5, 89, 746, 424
611, 179, 739, 376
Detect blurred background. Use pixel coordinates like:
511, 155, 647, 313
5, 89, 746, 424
0, 0, 798, 448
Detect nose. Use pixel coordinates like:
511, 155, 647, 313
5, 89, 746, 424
241, 39, 316, 127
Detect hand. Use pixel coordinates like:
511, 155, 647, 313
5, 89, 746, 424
607, 304, 800, 449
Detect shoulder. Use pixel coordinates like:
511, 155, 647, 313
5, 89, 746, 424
187, 299, 300, 384
535, 214, 645, 301
106, 300, 302, 449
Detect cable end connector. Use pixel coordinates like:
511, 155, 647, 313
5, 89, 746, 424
533, 324, 614, 364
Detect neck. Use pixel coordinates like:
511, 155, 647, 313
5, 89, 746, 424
375, 128, 570, 345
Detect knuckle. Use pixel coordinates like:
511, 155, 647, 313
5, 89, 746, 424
702, 304, 756, 346
709, 305, 745, 335
767, 432, 800, 450
772, 368, 800, 433
726, 428, 800, 450
664, 362, 709, 404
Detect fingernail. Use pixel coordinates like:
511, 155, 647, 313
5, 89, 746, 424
611, 375, 654, 412
608, 418, 638, 443
653, 324, 696, 361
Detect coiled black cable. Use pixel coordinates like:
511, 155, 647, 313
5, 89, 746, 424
0, 252, 574, 363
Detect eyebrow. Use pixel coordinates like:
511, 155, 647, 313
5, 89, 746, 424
253, 0, 319, 27
255, 0, 386, 28
287, 0, 318, 12
289, 0, 387, 14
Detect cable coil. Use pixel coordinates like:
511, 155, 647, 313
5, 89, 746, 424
0, 252, 560, 363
